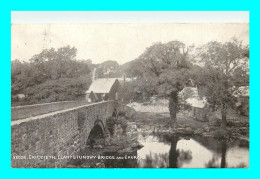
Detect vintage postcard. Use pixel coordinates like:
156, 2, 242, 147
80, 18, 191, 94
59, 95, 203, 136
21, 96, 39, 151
11, 15, 249, 168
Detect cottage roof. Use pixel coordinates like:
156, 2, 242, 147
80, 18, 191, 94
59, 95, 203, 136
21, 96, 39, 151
86, 78, 118, 94
180, 87, 208, 108
180, 87, 198, 100
233, 86, 249, 97
186, 97, 207, 108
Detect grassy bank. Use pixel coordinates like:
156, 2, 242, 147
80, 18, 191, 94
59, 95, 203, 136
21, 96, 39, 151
127, 103, 249, 140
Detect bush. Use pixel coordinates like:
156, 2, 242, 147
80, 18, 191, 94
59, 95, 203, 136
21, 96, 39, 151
106, 116, 129, 135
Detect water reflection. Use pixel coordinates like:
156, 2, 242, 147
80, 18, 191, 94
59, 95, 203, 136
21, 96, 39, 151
205, 140, 227, 168
137, 133, 249, 168
77, 128, 249, 168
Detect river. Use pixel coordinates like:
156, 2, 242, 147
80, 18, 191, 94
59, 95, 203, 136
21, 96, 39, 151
74, 120, 249, 168
136, 132, 249, 168
87, 123, 249, 168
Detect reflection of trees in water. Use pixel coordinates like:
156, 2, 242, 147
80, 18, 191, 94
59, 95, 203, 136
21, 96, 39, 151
205, 140, 247, 168
141, 135, 192, 168
206, 158, 247, 168
169, 137, 179, 168
205, 140, 227, 168
193, 136, 249, 154
141, 131, 248, 168
178, 150, 192, 164
220, 140, 227, 168
169, 137, 192, 168
205, 157, 219, 168
142, 152, 169, 168
232, 163, 247, 168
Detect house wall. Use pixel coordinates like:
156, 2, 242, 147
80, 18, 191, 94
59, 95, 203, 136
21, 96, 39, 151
237, 96, 249, 116
108, 80, 120, 101
192, 106, 209, 122
197, 85, 208, 98
86, 92, 103, 103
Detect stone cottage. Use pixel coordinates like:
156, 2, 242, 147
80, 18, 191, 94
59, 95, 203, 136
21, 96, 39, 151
180, 87, 209, 121
85, 78, 120, 103
233, 86, 249, 116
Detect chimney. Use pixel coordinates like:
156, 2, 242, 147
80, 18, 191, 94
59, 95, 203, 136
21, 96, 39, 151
92, 68, 96, 82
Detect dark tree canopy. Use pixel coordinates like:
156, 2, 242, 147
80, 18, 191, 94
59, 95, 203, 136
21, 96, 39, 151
11, 46, 92, 106
139, 41, 191, 95
95, 60, 121, 78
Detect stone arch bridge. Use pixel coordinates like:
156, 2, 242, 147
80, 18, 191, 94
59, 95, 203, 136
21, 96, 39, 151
11, 100, 120, 168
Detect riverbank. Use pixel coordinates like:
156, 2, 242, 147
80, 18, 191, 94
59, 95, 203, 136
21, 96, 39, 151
128, 106, 249, 142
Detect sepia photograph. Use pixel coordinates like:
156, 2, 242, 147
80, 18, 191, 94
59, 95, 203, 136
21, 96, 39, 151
11, 12, 249, 168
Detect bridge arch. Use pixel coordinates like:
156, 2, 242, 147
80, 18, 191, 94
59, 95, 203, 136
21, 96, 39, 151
86, 119, 106, 148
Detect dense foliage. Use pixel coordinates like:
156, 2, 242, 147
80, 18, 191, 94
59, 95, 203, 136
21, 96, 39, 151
195, 39, 249, 128
131, 41, 192, 126
11, 46, 92, 106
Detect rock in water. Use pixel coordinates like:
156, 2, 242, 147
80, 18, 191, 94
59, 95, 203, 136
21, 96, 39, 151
131, 142, 144, 149
194, 128, 204, 135
93, 145, 103, 149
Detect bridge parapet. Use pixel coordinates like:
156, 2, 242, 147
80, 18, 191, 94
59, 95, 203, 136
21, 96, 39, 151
11, 100, 118, 168
11, 100, 89, 121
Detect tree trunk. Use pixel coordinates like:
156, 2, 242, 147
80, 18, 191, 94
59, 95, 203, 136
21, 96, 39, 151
221, 107, 227, 129
169, 91, 178, 127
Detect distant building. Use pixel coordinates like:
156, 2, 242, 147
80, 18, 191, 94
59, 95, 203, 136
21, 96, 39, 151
118, 73, 137, 82
85, 69, 136, 103
85, 78, 120, 103
180, 87, 209, 121
233, 86, 249, 116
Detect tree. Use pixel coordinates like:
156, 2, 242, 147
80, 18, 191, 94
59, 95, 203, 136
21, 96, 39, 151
196, 39, 249, 130
11, 46, 92, 106
136, 41, 191, 127
124, 58, 144, 78
95, 60, 120, 78
118, 78, 158, 103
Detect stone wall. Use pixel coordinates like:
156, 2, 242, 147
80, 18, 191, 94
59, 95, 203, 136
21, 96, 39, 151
11, 100, 89, 121
11, 101, 117, 168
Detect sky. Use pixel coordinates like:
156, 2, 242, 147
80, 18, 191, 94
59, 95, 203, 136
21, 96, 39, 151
11, 23, 249, 64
